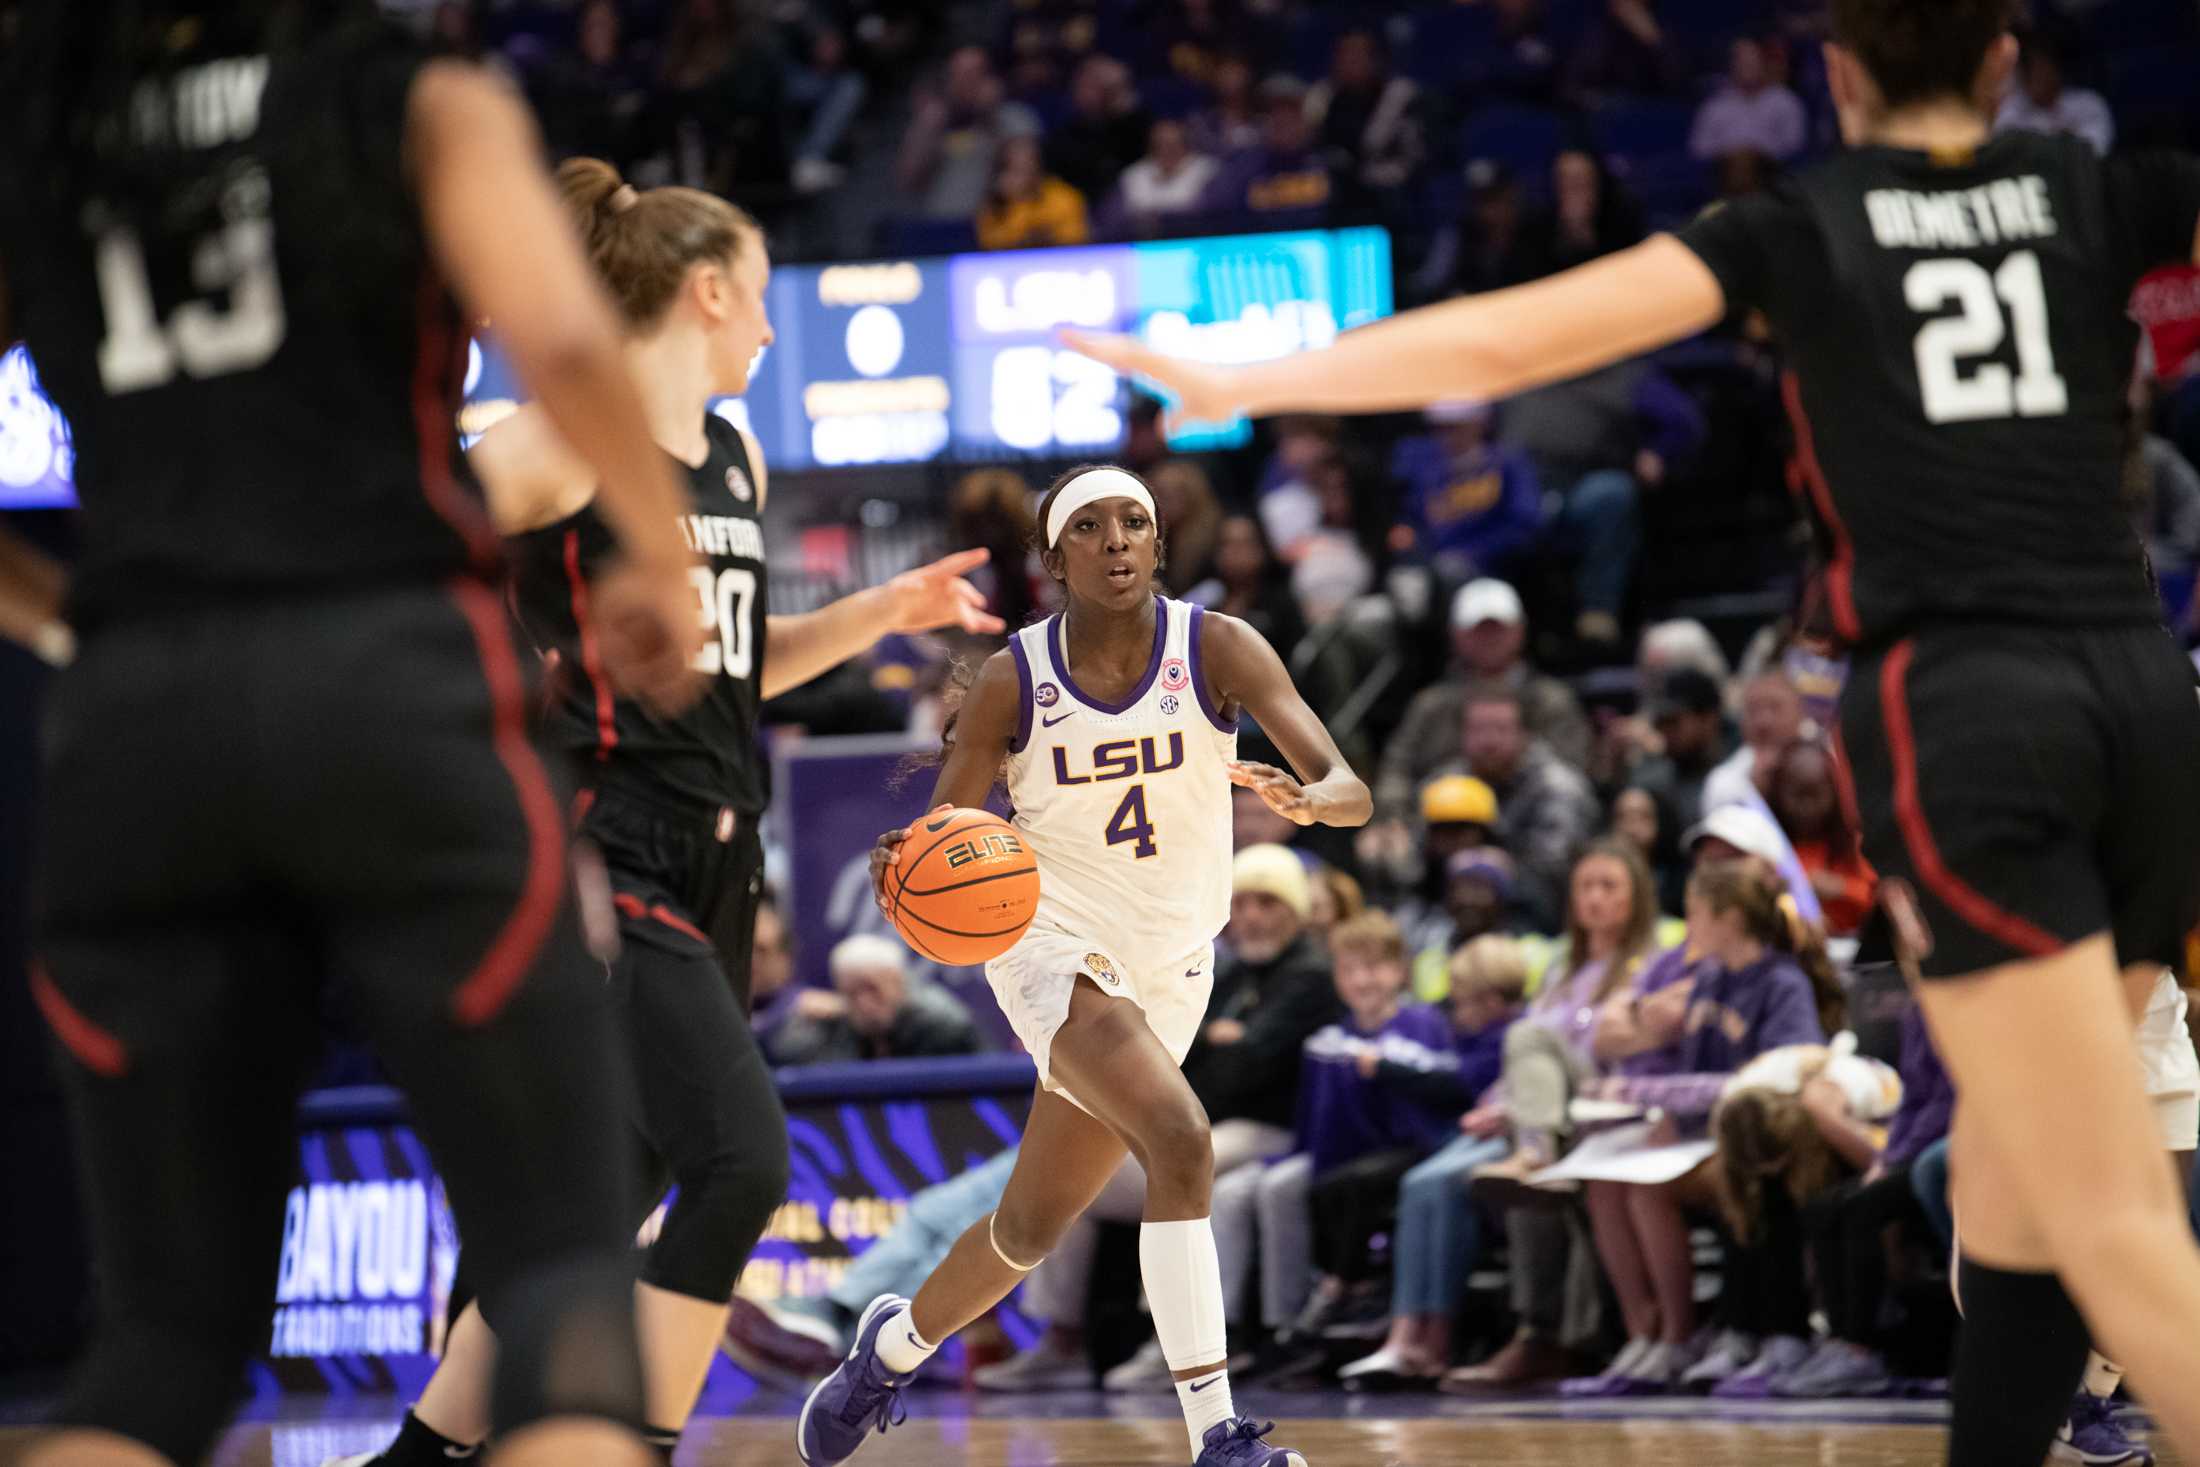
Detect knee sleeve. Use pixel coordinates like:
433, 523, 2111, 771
57, 1313, 258, 1466
490, 1252, 646, 1436
642, 1134, 791, 1300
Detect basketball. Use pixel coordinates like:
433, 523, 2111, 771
884, 807, 1039, 965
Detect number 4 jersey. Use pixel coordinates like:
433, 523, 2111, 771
1675, 133, 2200, 647
508, 415, 770, 816
1002, 596, 1237, 973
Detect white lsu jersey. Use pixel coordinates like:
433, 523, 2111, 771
1002, 596, 1237, 974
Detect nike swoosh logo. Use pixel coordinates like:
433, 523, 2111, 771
1041, 710, 1078, 727
1185, 968, 1203, 978
1187, 1374, 1225, 1392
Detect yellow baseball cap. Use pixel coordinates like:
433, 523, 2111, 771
1421, 774, 1498, 827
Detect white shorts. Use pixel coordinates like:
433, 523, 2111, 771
984, 926, 1215, 1113
2138, 971, 2200, 1152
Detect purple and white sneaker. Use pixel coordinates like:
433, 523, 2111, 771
796, 1295, 913, 1467
1711, 1335, 1810, 1399
1194, 1418, 1309, 1467
2053, 1392, 2153, 1467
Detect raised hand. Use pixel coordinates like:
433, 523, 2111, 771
883, 548, 1009, 637
1059, 330, 1245, 435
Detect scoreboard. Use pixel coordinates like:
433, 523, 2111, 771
3, 226, 1393, 506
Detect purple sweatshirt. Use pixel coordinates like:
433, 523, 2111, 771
1607, 951, 1825, 1121
1295, 1003, 1458, 1173
1881, 1004, 1956, 1168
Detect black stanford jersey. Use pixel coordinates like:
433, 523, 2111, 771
508, 416, 770, 816
0, 12, 488, 625
1676, 133, 2200, 647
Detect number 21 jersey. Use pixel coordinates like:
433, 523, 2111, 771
1675, 133, 2200, 647
1003, 597, 1236, 974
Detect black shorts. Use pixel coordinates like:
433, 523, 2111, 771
577, 783, 786, 1300
1838, 621, 2200, 979
35, 581, 638, 1457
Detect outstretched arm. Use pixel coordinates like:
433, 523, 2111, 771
763, 548, 1007, 701
1066, 235, 1726, 429
1201, 611, 1370, 829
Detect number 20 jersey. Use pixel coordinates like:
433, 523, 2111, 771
1675, 132, 2200, 648
1003, 596, 1236, 974
506, 415, 769, 815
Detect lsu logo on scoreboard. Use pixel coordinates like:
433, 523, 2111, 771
944, 831, 1026, 868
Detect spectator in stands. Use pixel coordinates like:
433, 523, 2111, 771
529, 0, 644, 165
1408, 847, 1519, 1000
1995, 30, 2113, 156
1563, 0, 1685, 104
1340, 935, 1530, 1384
1375, 580, 1591, 841
1767, 740, 1875, 939
748, 888, 795, 1017
1705, 667, 1809, 812
1462, 0, 1560, 105
948, 469, 1042, 631
1307, 864, 1368, 949
1187, 514, 1307, 658
1306, 29, 1426, 198
1717, 147, 1782, 199
1538, 149, 1646, 276
1627, 667, 1731, 836
1148, 459, 1222, 594
898, 44, 1042, 219
1047, 54, 1153, 205
1201, 74, 1333, 220
1448, 687, 1600, 931
975, 135, 1090, 250
1433, 159, 1556, 298
1104, 117, 1222, 238
1391, 775, 1500, 954
1610, 784, 1684, 917
650, 0, 789, 193
1689, 36, 1809, 163
2129, 406, 2200, 592
991, 844, 1340, 1392
1255, 415, 1341, 558
1564, 859, 1832, 1396
1499, 352, 1700, 645
1190, 51, 1265, 159
784, 22, 868, 194
1145, 0, 1244, 89
1213, 912, 1460, 1367
1390, 402, 1544, 587
765, 935, 984, 1064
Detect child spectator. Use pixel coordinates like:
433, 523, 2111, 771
1340, 935, 1530, 1384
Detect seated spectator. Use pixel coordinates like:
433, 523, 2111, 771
1370, 579, 1590, 870
1426, 159, 1558, 299
1105, 118, 1222, 237
1995, 30, 2113, 156
1201, 75, 1333, 220
1341, 935, 1531, 1385
1690, 37, 1809, 163
1047, 54, 1152, 204
784, 22, 868, 194
1767, 740, 1876, 939
1462, 0, 1559, 105
1255, 415, 1342, 558
1536, 149, 1646, 277
898, 45, 1042, 219
1143, 0, 1245, 89
1562, 0, 1685, 104
1440, 687, 1600, 931
1628, 668, 1732, 837
975, 135, 1091, 251
648, 0, 789, 193
1212, 912, 1459, 1366
1563, 860, 1835, 1396
1389, 402, 1544, 587
529, 0, 645, 165
1307, 863, 1368, 949
2130, 423, 2200, 592
1610, 784, 1684, 917
978, 844, 1340, 1392
1440, 841, 1665, 1392
1391, 772, 1499, 947
764, 935, 984, 1063
1190, 50, 1265, 159
948, 468, 1042, 630
1498, 350, 1700, 645
1704, 667, 1809, 813
1148, 458, 1222, 593
748, 887, 796, 1020
1187, 514, 1307, 658
1305, 29, 1426, 198
1410, 848, 1521, 999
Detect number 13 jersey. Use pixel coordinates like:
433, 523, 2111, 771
1675, 132, 2200, 648
1003, 596, 1237, 974
508, 414, 770, 815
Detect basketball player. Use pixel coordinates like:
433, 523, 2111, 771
0, 5, 706, 1465
1068, 5, 2200, 1462
797, 465, 1370, 1467
333, 158, 1006, 1467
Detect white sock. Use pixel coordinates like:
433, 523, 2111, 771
2083, 1351, 2124, 1400
1139, 1218, 1234, 1456
872, 1304, 938, 1375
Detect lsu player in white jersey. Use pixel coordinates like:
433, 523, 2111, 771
798, 465, 1370, 1467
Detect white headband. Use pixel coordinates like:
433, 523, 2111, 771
1045, 467, 1157, 548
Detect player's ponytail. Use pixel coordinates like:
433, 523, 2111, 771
554, 157, 761, 328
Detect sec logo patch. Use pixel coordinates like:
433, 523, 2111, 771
1159, 694, 1180, 715
1161, 658, 1190, 692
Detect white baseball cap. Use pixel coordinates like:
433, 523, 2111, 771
1683, 803, 1788, 865
1450, 578, 1524, 631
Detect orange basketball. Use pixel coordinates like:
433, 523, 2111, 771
885, 807, 1040, 965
